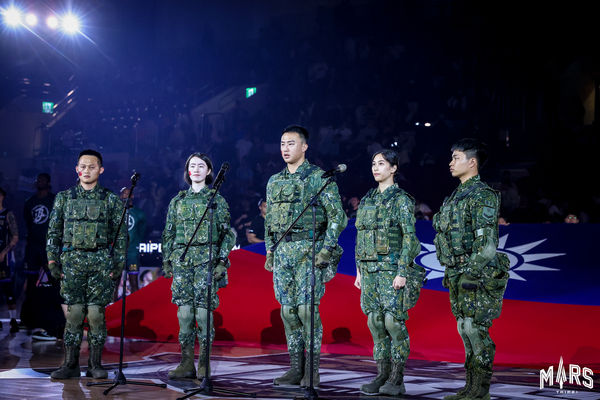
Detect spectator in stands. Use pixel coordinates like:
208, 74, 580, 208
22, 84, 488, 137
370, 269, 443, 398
246, 198, 267, 244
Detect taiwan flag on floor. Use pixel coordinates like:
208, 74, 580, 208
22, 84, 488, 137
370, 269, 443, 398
106, 221, 600, 372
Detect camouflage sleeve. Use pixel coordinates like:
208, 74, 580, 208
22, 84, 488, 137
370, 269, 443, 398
319, 178, 348, 249
216, 196, 235, 263
396, 195, 420, 277
264, 177, 274, 251
46, 191, 66, 263
108, 193, 126, 274
161, 196, 178, 273
467, 189, 499, 276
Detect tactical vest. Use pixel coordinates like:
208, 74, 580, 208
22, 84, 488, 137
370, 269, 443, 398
355, 187, 408, 261
173, 191, 219, 246
268, 165, 326, 237
0, 209, 9, 251
436, 181, 499, 260
63, 187, 109, 250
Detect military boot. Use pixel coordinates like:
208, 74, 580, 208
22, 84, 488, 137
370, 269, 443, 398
464, 369, 491, 400
168, 344, 196, 379
51, 346, 81, 379
378, 361, 406, 396
196, 346, 211, 380
273, 352, 304, 386
443, 367, 473, 400
300, 352, 320, 388
86, 345, 108, 379
361, 359, 391, 394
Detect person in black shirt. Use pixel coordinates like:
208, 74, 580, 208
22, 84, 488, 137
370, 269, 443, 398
246, 198, 266, 244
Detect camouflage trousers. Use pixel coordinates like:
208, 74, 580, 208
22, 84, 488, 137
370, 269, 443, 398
59, 249, 115, 348
171, 259, 220, 310
444, 266, 508, 372
273, 240, 325, 354
359, 264, 410, 362
60, 249, 115, 306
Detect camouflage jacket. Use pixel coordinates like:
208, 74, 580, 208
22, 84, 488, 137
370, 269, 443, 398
433, 175, 501, 276
355, 184, 420, 276
46, 184, 126, 272
264, 160, 347, 251
162, 186, 234, 272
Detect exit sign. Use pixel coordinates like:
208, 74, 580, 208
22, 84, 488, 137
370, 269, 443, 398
245, 87, 257, 98
42, 101, 54, 114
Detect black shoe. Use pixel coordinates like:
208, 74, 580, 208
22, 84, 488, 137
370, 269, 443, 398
10, 319, 19, 333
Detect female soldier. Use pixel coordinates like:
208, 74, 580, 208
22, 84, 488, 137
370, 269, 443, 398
354, 149, 423, 396
162, 153, 235, 380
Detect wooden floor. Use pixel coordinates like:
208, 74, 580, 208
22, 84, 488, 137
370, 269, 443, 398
0, 318, 596, 400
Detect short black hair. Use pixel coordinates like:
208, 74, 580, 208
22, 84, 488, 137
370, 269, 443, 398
372, 149, 400, 182
78, 149, 103, 166
37, 173, 51, 182
451, 138, 488, 169
282, 125, 309, 143
184, 153, 214, 185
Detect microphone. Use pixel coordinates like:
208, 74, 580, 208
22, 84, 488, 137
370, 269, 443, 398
212, 162, 230, 187
321, 164, 347, 178
130, 171, 141, 183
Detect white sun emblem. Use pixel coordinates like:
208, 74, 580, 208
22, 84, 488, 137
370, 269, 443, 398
416, 234, 564, 281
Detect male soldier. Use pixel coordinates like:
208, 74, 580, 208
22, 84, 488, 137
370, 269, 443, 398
264, 125, 347, 387
47, 150, 126, 379
433, 139, 509, 400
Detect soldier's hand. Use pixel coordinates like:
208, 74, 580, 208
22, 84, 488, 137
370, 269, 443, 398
354, 268, 361, 289
459, 273, 479, 290
315, 248, 331, 268
48, 261, 62, 280
163, 270, 173, 279
393, 275, 406, 289
264, 252, 273, 272
213, 260, 227, 280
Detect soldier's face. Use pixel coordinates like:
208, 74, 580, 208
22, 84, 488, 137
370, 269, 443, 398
280, 132, 307, 165
449, 150, 475, 179
371, 153, 396, 183
76, 156, 103, 184
188, 156, 211, 184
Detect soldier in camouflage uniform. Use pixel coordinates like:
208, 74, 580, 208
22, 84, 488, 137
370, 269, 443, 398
433, 139, 509, 400
354, 150, 424, 396
162, 153, 235, 380
46, 150, 126, 380
264, 126, 347, 387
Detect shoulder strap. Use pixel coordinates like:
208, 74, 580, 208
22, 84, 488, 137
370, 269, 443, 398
454, 181, 486, 203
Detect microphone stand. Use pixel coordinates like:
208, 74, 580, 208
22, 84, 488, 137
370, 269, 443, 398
178, 164, 255, 400
270, 176, 335, 400
88, 172, 167, 395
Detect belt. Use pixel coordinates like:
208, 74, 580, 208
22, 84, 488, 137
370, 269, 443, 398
273, 230, 318, 243
62, 245, 108, 252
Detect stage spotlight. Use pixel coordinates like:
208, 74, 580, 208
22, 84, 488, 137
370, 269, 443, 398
60, 13, 80, 34
424, 122, 432, 127
2, 6, 22, 27
46, 15, 58, 29
25, 12, 37, 26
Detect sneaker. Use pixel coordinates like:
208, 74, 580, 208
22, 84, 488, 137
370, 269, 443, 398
9, 319, 19, 333
32, 329, 57, 341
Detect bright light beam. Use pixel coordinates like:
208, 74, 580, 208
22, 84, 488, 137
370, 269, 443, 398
46, 15, 58, 29
60, 13, 80, 34
2, 6, 23, 27
25, 12, 37, 26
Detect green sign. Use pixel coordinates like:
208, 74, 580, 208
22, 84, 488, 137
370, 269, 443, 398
245, 87, 257, 98
42, 101, 54, 114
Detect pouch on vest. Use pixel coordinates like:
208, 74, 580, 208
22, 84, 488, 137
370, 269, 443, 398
355, 205, 377, 260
